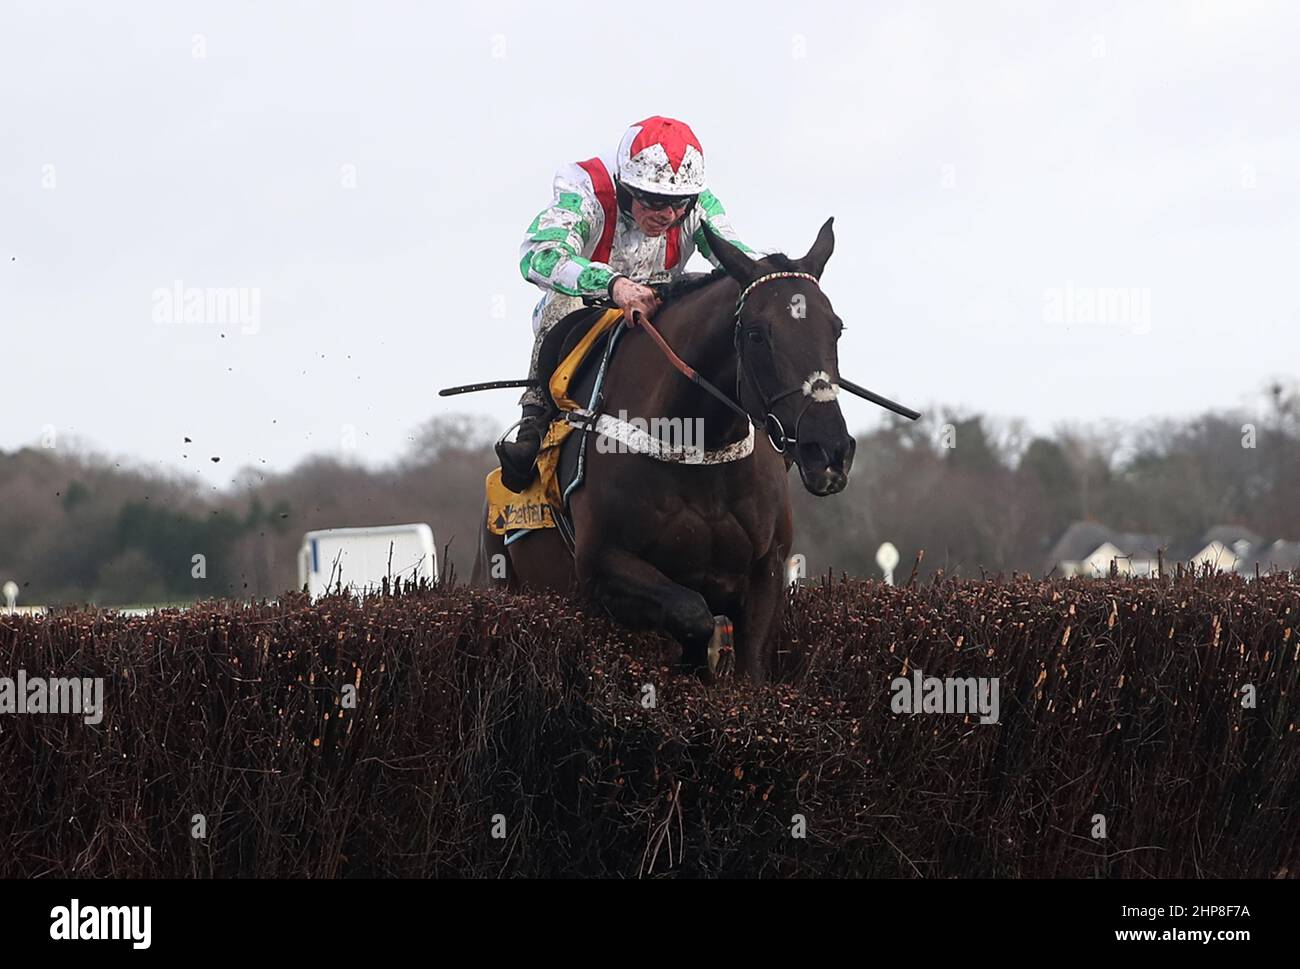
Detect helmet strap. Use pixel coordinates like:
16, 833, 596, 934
614, 180, 634, 216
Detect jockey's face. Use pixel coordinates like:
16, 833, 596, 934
629, 197, 690, 237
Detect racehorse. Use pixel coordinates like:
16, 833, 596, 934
472, 219, 855, 682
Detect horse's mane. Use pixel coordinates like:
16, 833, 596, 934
653, 252, 800, 308
651, 269, 725, 305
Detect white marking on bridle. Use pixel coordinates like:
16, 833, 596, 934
802, 371, 839, 403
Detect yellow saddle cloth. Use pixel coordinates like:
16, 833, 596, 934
485, 308, 623, 535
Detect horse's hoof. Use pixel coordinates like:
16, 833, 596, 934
708, 615, 734, 679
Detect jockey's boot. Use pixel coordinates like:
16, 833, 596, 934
496, 403, 550, 493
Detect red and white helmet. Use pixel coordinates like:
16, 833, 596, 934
615, 115, 707, 196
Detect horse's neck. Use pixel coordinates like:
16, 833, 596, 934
624, 282, 749, 449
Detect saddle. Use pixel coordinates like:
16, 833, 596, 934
484, 306, 627, 548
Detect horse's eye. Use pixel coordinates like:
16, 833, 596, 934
747, 329, 764, 345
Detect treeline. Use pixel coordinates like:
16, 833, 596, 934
792, 383, 1300, 579
2, 387, 1298, 604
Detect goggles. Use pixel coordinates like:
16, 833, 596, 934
627, 188, 698, 212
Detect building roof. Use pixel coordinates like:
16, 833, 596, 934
1257, 540, 1300, 571
1200, 524, 1264, 549
1045, 521, 1166, 573
1047, 522, 1300, 575
1165, 539, 1210, 563
1111, 531, 1166, 559
1045, 521, 1116, 572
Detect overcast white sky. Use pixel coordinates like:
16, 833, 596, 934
3, 0, 1297, 487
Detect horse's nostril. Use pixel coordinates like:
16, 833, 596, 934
829, 437, 856, 470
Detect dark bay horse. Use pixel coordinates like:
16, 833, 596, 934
473, 219, 855, 681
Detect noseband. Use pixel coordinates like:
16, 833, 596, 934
732, 271, 838, 453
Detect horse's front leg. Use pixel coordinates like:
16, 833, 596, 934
733, 552, 790, 683
580, 545, 717, 675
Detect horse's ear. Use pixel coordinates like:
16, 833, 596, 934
702, 222, 759, 285
800, 217, 835, 279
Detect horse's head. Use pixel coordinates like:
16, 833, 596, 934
703, 218, 856, 496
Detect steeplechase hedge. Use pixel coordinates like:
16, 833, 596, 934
1, 570, 1296, 878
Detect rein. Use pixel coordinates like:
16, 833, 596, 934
471, 269, 924, 461
633, 269, 826, 453
632, 310, 753, 426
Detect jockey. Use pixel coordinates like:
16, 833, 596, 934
498, 115, 760, 491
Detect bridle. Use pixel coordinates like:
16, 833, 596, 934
626, 269, 837, 455
445, 266, 920, 430
731, 270, 832, 453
